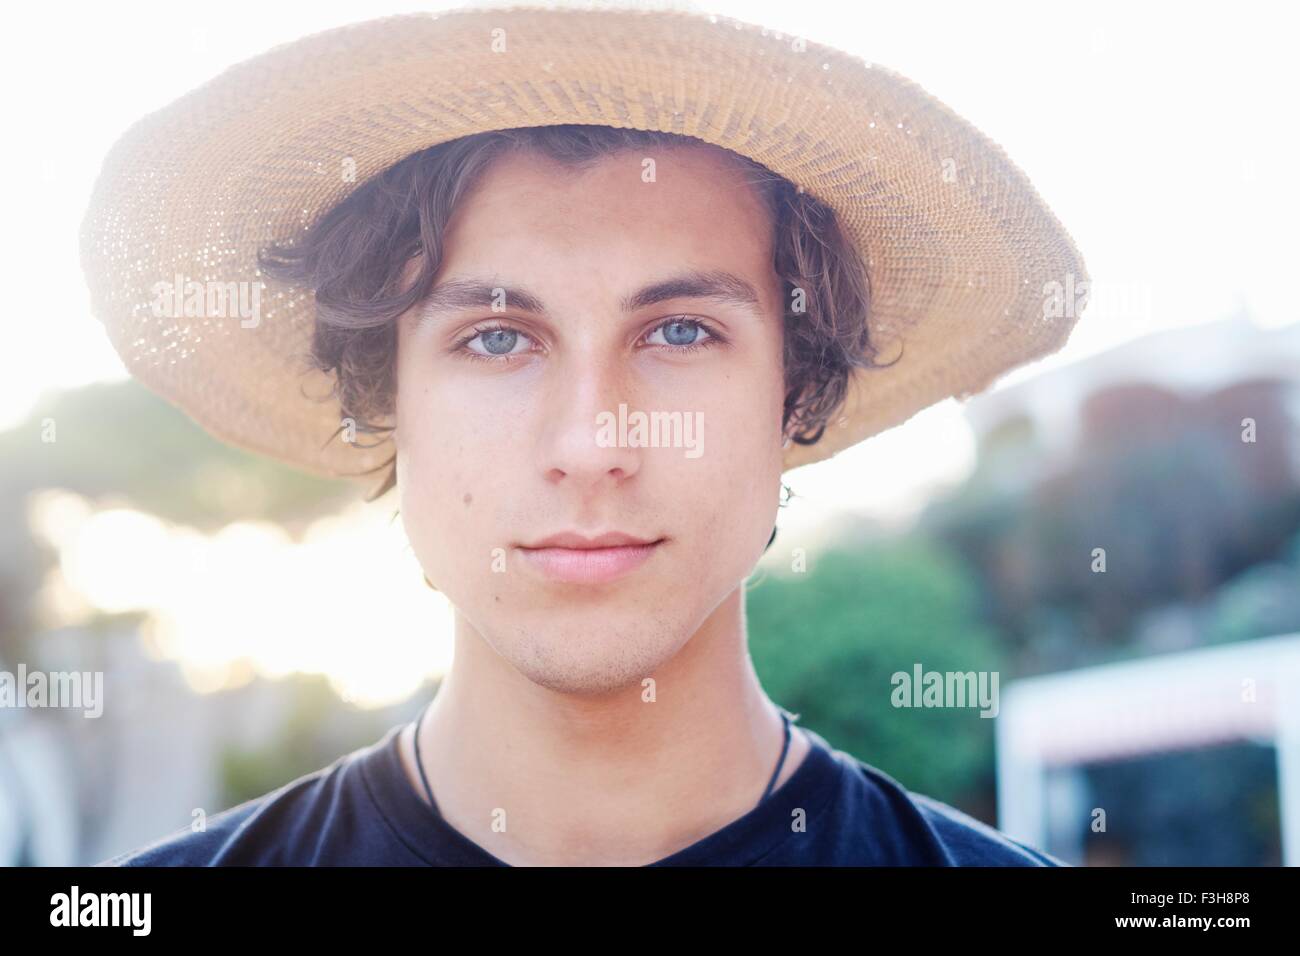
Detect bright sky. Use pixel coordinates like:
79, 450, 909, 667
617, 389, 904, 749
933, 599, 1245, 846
6, 0, 1296, 702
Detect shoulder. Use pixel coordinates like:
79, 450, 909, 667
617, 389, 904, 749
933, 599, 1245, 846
98, 795, 273, 867
823, 744, 1067, 866
98, 736, 388, 866
905, 790, 1067, 866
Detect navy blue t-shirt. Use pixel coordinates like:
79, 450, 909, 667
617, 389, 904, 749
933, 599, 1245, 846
99, 720, 1064, 866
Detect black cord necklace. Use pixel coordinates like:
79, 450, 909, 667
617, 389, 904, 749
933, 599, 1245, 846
758, 707, 795, 806
412, 699, 442, 815
412, 702, 796, 817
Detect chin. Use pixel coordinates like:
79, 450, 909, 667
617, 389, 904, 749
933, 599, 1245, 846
494, 616, 692, 698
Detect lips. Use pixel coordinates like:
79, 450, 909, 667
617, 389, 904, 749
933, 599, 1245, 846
522, 530, 658, 550
516, 532, 665, 584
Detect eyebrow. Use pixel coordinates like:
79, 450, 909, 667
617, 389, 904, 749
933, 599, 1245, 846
416, 269, 762, 322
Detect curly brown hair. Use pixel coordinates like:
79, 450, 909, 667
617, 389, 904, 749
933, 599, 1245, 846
258, 124, 894, 502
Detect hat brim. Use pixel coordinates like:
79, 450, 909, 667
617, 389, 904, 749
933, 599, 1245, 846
80, 6, 1089, 495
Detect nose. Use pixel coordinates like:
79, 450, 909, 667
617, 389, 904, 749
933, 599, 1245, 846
537, 351, 642, 490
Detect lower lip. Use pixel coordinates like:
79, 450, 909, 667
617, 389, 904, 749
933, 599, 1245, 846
517, 540, 663, 584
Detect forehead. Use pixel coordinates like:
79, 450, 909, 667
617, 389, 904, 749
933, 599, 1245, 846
436, 143, 777, 280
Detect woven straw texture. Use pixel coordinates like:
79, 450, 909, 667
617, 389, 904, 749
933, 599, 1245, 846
79, 4, 1090, 496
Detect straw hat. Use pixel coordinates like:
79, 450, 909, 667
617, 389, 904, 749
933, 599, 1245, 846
79, 1, 1090, 498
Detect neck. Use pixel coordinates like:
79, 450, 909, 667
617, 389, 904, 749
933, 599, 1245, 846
402, 585, 808, 865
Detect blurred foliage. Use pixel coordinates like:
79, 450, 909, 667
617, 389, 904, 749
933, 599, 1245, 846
747, 537, 1004, 806
0, 379, 361, 531
1204, 533, 1300, 645
218, 675, 424, 807
0, 379, 371, 671
920, 381, 1300, 673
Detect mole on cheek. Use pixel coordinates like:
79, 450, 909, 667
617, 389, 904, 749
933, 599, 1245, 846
463, 492, 473, 507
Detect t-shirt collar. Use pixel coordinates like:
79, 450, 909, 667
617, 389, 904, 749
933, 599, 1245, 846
358, 718, 844, 866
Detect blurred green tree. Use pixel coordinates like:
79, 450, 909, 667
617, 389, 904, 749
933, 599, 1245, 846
0, 379, 361, 531
747, 537, 1005, 807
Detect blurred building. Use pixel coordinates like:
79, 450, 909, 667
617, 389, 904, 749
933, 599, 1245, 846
970, 315, 1300, 865
997, 632, 1299, 866
0, 623, 333, 865
964, 314, 1300, 487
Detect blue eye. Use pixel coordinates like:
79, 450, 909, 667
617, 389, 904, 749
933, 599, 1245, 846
465, 326, 531, 356
646, 318, 713, 348
480, 329, 519, 354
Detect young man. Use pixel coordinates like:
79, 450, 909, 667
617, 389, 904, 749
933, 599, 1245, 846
82, 5, 1088, 866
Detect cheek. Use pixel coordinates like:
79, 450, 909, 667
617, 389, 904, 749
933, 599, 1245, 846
707, 353, 785, 466
722, 362, 786, 538
681, 391, 783, 560
395, 371, 501, 577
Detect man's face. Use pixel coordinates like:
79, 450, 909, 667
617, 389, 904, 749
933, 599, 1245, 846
394, 143, 787, 695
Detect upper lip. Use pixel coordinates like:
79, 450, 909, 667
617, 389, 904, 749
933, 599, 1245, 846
520, 531, 663, 550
